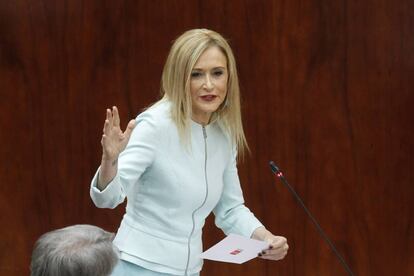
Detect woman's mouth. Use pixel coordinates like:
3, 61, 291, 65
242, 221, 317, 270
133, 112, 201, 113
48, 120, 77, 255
200, 95, 217, 102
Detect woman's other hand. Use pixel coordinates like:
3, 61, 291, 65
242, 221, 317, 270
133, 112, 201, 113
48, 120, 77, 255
252, 227, 289, 261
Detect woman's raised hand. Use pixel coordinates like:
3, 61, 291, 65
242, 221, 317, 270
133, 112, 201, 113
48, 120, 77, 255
101, 106, 136, 161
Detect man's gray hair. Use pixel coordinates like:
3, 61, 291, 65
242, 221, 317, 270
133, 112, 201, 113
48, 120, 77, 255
31, 224, 119, 276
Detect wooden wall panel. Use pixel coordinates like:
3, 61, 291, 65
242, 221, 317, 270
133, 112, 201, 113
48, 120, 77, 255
0, 0, 412, 275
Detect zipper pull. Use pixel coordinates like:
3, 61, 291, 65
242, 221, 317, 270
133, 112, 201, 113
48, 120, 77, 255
202, 125, 207, 139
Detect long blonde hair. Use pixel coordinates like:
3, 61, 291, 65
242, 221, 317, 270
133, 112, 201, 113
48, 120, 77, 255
159, 28, 249, 157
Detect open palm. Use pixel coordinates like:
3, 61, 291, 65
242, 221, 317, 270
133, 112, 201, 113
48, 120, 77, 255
101, 106, 136, 161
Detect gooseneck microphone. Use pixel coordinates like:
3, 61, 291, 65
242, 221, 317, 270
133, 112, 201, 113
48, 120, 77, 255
269, 161, 355, 276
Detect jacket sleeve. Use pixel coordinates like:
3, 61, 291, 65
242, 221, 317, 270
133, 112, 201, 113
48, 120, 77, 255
213, 149, 263, 237
90, 112, 158, 209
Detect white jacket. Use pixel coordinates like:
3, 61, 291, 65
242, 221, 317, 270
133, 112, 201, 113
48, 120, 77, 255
90, 100, 263, 275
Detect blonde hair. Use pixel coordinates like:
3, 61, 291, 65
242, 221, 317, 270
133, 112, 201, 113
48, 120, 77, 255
159, 28, 249, 157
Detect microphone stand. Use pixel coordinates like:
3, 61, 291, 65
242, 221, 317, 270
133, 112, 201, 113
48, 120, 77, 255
269, 161, 355, 276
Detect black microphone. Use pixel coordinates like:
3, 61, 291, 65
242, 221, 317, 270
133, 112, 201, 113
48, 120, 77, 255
269, 161, 355, 276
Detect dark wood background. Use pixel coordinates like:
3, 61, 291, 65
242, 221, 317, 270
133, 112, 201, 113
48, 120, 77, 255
0, 1, 413, 275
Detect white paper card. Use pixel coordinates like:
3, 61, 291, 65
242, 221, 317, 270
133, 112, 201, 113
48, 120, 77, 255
200, 233, 269, 264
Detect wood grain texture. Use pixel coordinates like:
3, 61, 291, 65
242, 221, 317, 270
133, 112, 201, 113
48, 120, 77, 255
0, 0, 412, 275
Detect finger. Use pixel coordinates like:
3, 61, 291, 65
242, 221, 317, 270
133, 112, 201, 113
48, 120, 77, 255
262, 240, 289, 254
263, 246, 289, 256
123, 119, 136, 138
106, 108, 111, 120
112, 106, 120, 127
259, 250, 287, 261
259, 246, 288, 259
106, 108, 113, 129
103, 119, 110, 134
269, 236, 287, 249
101, 134, 107, 149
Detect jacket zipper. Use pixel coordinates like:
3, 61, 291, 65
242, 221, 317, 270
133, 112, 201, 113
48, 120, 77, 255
184, 125, 209, 275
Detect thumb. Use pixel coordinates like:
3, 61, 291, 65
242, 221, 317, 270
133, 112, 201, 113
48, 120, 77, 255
124, 119, 136, 137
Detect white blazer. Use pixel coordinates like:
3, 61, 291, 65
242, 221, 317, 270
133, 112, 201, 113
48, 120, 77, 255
90, 100, 263, 275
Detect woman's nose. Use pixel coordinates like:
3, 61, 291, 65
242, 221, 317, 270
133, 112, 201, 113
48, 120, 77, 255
203, 75, 214, 90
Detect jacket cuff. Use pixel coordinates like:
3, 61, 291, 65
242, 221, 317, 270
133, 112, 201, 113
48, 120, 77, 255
234, 215, 264, 238
90, 168, 123, 208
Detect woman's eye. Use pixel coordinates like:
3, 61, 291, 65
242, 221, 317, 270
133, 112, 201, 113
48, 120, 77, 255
191, 72, 202, 78
213, 71, 224, 77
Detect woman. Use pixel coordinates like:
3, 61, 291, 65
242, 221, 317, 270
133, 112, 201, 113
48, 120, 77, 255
90, 29, 288, 276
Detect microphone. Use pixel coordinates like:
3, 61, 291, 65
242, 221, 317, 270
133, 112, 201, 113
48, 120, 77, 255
269, 161, 355, 276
